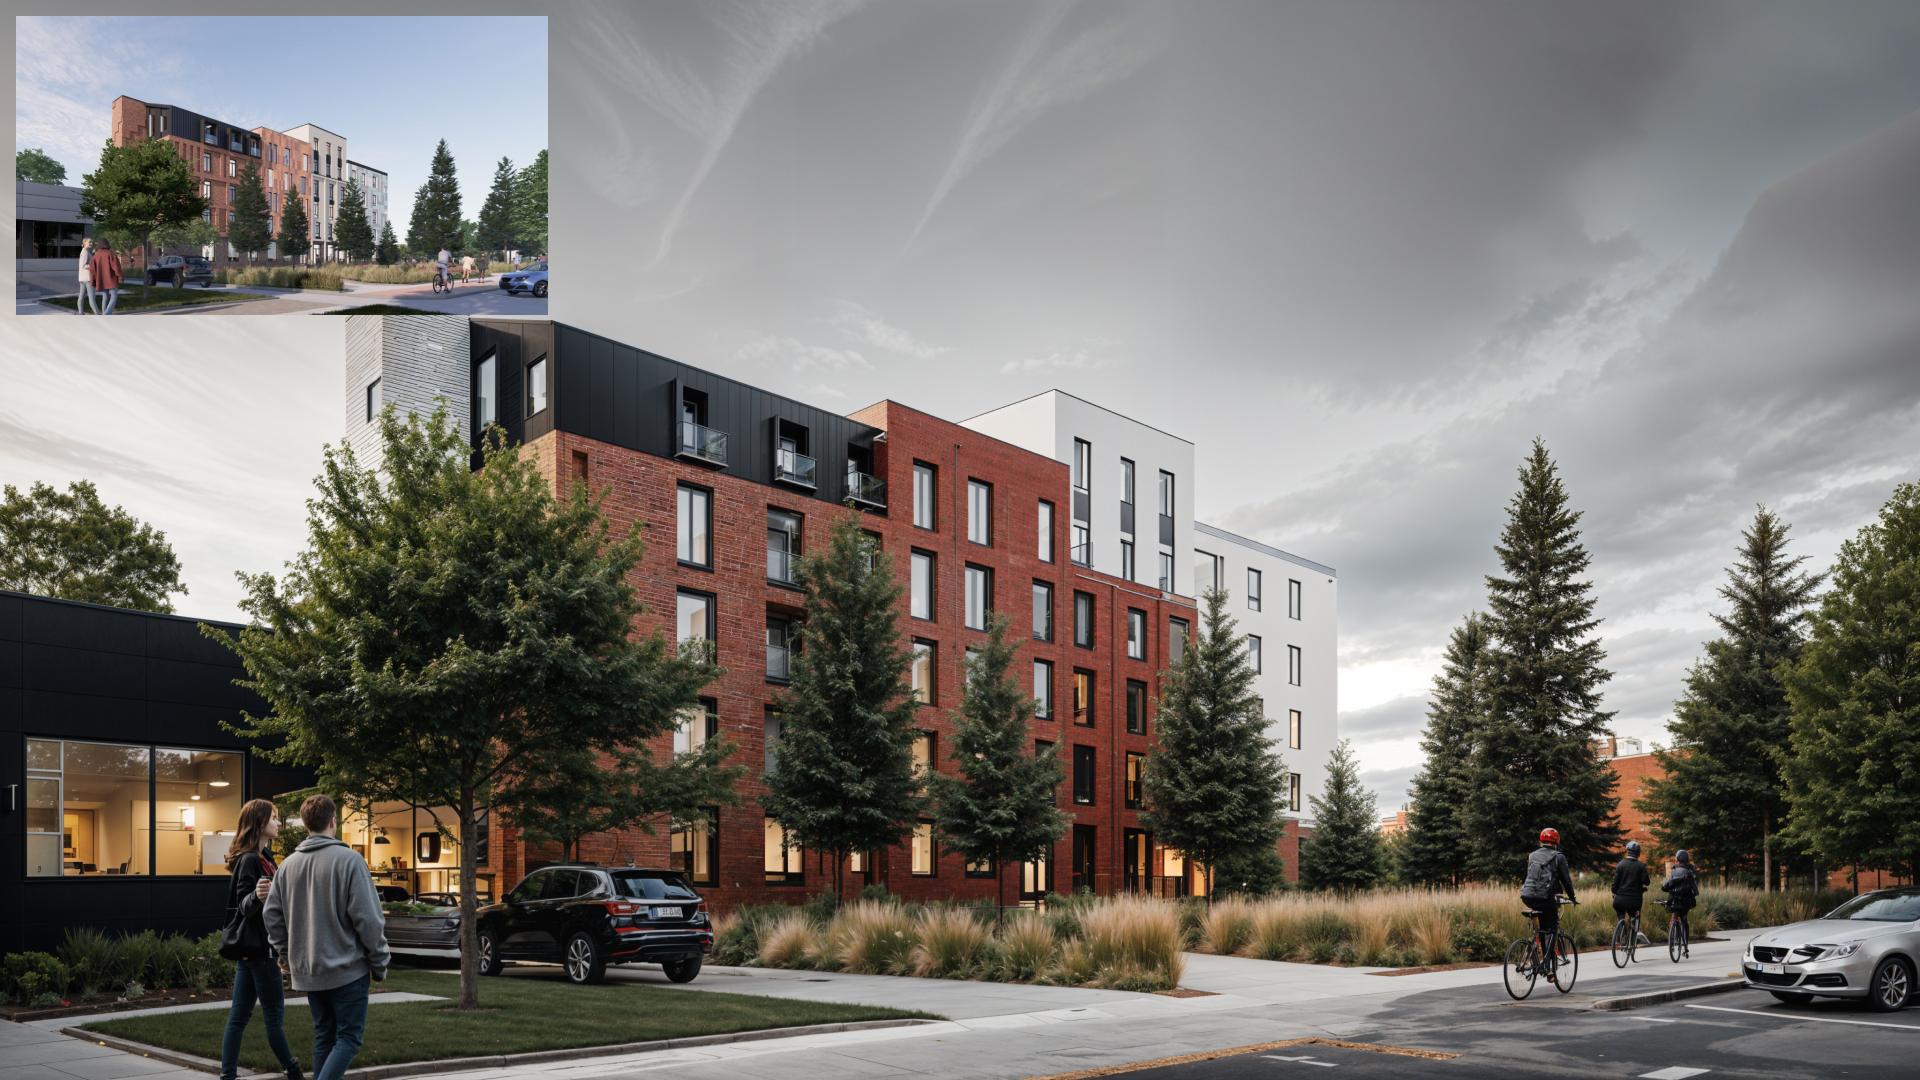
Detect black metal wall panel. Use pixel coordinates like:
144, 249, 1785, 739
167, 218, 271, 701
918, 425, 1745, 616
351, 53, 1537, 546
589, 336, 615, 444
18, 643, 143, 699
613, 346, 641, 450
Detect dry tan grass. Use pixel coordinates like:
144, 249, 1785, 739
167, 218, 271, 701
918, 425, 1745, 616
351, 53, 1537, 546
913, 907, 992, 978
1000, 911, 1061, 981
1079, 894, 1186, 990
1411, 910, 1453, 966
757, 911, 818, 969
836, 902, 920, 974
1199, 896, 1256, 956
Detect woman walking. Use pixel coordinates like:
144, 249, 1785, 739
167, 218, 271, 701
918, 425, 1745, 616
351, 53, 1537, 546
222, 799, 303, 1080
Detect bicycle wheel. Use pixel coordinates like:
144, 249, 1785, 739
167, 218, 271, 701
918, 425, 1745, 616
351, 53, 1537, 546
1668, 917, 1686, 963
1554, 931, 1578, 993
1612, 919, 1629, 968
1503, 938, 1537, 1000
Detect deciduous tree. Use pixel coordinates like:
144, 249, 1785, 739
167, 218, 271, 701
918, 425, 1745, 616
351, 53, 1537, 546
17, 147, 67, 185
0, 480, 187, 613
78, 137, 206, 301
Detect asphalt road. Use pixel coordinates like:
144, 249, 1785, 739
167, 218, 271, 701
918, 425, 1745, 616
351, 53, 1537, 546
1113, 978, 1920, 1079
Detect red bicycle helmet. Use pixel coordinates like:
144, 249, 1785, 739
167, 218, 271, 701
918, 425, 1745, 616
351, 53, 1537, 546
1539, 828, 1561, 845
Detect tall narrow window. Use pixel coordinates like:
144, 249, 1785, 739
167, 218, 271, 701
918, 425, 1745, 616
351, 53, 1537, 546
1072, 440, 1091, 495
1074, 592, 1094, 648
1289, 709, 1302, 750
766, 619, 792, 681
365, 377, 380, 422
1158, 552, 1174, 592
965, 565, 992, 630
968, 480, 991, 545
1127, 609, 1145, 660
763, 713, 782, 776
1288, 645, 1302, 686
674, 697, 719, 757
475, 355, 497, 428
912, 821, 936, 875
1073, 746, 1096, 805
670, 811, 717, 885
912, 732, 934, 789
1289, 579, 1303, 620
911, 641, 935, 704
1038, 501, 1055, 562
1248, 635, 1262, 673
767, 509, 801, 583
1288, 773, 1301, 813
1125, 752, 1145, 808
526, 357, 548, 416
1071, 524, 1090, 566
911, 551, 934, 620
677, 590, 715, 649
913, 463, 936, 529
1248, 569, 1263, 611
1073, 669, 1094, 727
1033, 660, 1053, 719
1194, 550, 1219, 596
764, 818, 802, 883
1170, 617, 1189, 663
1032, 581, 1053, 641
1126, 680, 1148, 735
1120, 539, 1135, 582
1119, 458, 1136, 537
677, 485, 712, 567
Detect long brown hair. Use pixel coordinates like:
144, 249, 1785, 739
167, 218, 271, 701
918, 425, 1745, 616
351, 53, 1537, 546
226, 798, 279, 870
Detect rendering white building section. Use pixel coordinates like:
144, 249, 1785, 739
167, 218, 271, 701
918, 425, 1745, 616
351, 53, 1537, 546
344, 314, 472, 466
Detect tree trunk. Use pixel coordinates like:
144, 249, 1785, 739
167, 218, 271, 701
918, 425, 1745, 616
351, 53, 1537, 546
456, 795, 481, 1010
1762, 811, 1770, 893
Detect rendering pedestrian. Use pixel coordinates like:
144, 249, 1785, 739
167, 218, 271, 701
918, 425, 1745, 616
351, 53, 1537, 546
264, 795, 390, 1080
459, 253, 475, 284
220, 799, 303, 1080
88, 241, 124, 314
75, 236, 96, 314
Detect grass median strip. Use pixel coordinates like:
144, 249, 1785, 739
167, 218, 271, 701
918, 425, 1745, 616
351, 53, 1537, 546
40, 288, 273, 312
81, 970, 943, 1072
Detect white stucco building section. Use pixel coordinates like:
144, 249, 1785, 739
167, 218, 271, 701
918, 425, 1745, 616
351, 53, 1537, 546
344, 314, 471, 467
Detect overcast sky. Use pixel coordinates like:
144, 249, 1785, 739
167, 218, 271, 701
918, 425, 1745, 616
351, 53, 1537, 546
7, 2, 1920, 813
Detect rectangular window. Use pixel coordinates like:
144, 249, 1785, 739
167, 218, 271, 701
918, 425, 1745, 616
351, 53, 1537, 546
1248, 635, 1262, 673
673, 697, 719, 757
27, 741, 245, 878
1126, 680, 1148, 735
1074, 592, 1094, 649
365, 377, 380, 422
1073, 669, 1094, 727
1125, 752, 1145, 809
1072, 439, 1091, 496
764, 818, 803, 883
912, 821, 936, 876
1288, 773, 1302, 813
1071, 524, 1091, 566
1289, 645, 1303, 686
911, 551, 934, 620
1120, 539, 1135, 581
1158, 470, 1176, 543
676, 590, 715, 649
1127, 609, 1145, 660
1038, 501, 1055, 562
526, 357, 548, 416
1119, 458, 1136, 536
1072, 746, 1096, 805
1194, 550, 1219, 596
966, 857, 995, 878
669, 810, 717, 885
677, 485, 712, 567
965, 565, 992, 630
763, 713, 782, 776
913, 462, 936, 529
766, 618, 792, 681
1170, 618, 1189, 664
968, 480, 991, 545
911, 641, 935, 705
1032, 581, 1053, 641
1158, 552, 1174, 592
1033, 659, 1053, 719
1289, 579, 1303, 620
767, 509, 801, 583
1289, 709, 1302, 750
912, 732, 934, 794
1248, 569, 1262, 611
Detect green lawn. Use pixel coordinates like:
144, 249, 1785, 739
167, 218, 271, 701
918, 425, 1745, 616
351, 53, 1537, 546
40, 287, 271, 312
82, 969, 942, 1071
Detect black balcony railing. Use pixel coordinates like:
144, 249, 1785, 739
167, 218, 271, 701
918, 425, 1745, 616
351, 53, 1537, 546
845, 468, 887, 508
677, 421, 728, 466
775, 448, 817, 488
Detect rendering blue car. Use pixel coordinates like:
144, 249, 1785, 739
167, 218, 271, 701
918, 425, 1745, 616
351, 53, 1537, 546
500, 260, 548, 298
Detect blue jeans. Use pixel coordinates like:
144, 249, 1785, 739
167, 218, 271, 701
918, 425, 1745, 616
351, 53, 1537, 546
307, 974, 370, 1080
221, 956, 296, 1079
93, 287, 118, 314
76, 281, 95, 313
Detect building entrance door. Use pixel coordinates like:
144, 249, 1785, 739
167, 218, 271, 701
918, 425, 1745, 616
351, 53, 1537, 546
1072, 825, 1096, 894
1123, 828, 1149, 893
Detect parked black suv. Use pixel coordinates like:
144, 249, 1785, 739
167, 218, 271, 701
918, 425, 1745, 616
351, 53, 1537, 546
474, 865, 713, 985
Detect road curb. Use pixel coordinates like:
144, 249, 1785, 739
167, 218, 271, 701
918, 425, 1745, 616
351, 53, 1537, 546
61, 1029, 229, 1074
1591, 979, 1747, 1011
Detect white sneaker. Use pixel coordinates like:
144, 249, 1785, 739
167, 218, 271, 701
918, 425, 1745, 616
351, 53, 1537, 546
1636, 932, 1650, 945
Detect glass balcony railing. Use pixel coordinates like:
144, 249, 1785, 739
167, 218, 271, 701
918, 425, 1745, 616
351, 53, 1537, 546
677, 421, 728, 466
1071, 542, 1092, 567
775, 448, 817, 488
845, 468, 887, 508
766, 643, 791, 681
768, 547, 795, 584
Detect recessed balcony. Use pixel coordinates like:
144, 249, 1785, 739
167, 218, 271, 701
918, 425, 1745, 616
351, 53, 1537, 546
677, 421, 728, 467
845, 467, 886, 509
775, 447, 817, 489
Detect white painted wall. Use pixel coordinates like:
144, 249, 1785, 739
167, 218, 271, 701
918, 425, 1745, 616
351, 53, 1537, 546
344, 314, 471, 466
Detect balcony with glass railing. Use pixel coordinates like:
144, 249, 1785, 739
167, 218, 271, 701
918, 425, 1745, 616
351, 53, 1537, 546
768, 547, 795, 585
677, 421, 729, 466
775, 447, 817, 489
1071, 542, 1092, 567
845, 466, 887, 508
766, 643, 790, 681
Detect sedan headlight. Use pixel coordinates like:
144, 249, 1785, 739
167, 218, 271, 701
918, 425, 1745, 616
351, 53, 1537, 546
1826, 940, 1866, 960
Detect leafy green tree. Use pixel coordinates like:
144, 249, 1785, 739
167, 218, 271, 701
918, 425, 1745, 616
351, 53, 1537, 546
1298, 740, 1389, 891
17, 147, 66, 185
276, 192, 311, 264
761, 509, 927, 899
1210, 844, 1290, 898
78, 136, 207, 301
227, 163, 273, 265
1140, 587, 1288, 897
928, 613, 1071, 908
216, 405, 714, 1010
1463, 440, 1623, 879
476, 156, 519, 261
376, 220, 401, 265
512, 149, 548, 255
1637, 508, 1824, 886
1397, 613, 1491, 887
0, 480, 188, 613
334, 176, 376, 263
1778, 482, 1920, 882
406, 139, 463, 256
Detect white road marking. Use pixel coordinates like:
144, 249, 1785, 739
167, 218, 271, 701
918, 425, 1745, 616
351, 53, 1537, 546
1639, 1069, 1710, 1079
1684, 1003, 1920, 1031
1261, 1056, 1338, 1067
1627, 1016, 1677, 1022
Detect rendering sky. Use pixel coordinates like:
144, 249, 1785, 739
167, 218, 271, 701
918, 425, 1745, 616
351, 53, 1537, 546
7, 1, 1920, 814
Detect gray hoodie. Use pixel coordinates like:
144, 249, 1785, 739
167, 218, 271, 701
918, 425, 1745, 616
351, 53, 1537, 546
263, 835, 390, 991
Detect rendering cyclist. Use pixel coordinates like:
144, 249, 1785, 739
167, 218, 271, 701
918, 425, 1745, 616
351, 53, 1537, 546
1661, 849, 1701, 955
1521, 828, 1577, 940
436, 247, 452, 288
1612, 840, 1652, 943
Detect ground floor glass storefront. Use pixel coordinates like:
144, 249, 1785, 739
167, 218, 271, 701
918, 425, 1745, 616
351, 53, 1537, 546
26, 739, 246, 878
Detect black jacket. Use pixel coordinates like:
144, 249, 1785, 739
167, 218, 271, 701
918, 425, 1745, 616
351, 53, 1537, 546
227, 849, 276, 948
1661, 863, 1699, 909
1521, 846, 1575, 901
1611, 856, 1651, 898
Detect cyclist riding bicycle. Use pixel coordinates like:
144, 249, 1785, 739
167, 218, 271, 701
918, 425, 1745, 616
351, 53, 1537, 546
1612, 840, 1652, 944
436, 247, 452, 288
1661, 849, 1700, 956
1521, 828, 1576, 979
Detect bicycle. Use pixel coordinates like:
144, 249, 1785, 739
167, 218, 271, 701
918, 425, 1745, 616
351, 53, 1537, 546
1504, 898, 1579, 1000
1611, 907, 1643, 968
1663, 899, 1689, 963
432, 268, 452, 295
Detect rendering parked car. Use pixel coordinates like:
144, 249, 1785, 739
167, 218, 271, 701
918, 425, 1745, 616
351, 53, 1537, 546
383, 894, 463, 958
474, 864, 712, 985
143, 254, 215, 287
500, 260, 548, 298
1743, 887, 1920, 1010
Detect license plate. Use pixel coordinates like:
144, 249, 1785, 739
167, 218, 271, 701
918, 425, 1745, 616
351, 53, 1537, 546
1759, 963, 1785, 975
651, 906, 683, 919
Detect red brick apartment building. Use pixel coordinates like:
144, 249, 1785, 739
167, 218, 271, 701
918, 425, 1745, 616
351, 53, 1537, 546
346, 317, 1318, 911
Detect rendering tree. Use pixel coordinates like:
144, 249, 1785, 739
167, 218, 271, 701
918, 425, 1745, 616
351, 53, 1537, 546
476, 156, 519, 261
1778, 481, 1920, 883
217, 405, 714, 1010
334, 176, 376, 263
1139, 588, 1288, 898
406, 139, 464, 256
513, 149, 548, 255
17, 147, 66, 185
761, 509, 927, 900
1463, 440, 1623, 879
276, 194, 311, 265
227, 163, 273, 265
78, 136, 207, 301
1637, 507, 1824, 887
0, 480, 188, 613
1397, 613, 1491, 887
1298, 740, 1389, 892
376, 220, 401, 265
928, 613, 1072, 909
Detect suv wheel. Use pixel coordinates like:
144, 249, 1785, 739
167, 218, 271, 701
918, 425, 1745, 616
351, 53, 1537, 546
1870, 957, 1912, 1013
564, 931, 607, 985
663, 957, 702, 984
476, 928, 504, 976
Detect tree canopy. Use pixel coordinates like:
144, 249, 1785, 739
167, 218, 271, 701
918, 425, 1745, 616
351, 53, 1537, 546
17, 147, 67, 185
0, 480, 188, 613
512, 150, 548, 255
79, 137, 206, 300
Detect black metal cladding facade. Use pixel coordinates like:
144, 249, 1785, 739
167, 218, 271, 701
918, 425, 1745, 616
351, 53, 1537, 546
0, 591, 306, 953
470, 319, 885, 504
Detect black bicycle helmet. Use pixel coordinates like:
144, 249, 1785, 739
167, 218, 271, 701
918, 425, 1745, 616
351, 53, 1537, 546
1625, 840, 1641, 856
1675, 849, 1692, 863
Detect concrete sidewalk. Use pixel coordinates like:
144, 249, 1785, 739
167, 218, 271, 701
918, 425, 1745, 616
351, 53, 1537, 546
0, 1015, 198, 1080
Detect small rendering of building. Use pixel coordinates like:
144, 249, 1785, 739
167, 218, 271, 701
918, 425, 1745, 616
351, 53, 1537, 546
286, 124, 349, 263
14, 180, 92, 296
346, 160, 389, 243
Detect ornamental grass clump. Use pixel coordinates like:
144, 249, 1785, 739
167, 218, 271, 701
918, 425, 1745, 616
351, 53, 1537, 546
1411, 911, 1454, 966
1249, 901, 1302, 961
1199, 895, 1255, 955
1078, 895, 1185, 991
996, 912, 1059, 982
913, 907, 992, 978
758, 911, 821, 969
837, 902, 920, 975
60, 926, 114, 1000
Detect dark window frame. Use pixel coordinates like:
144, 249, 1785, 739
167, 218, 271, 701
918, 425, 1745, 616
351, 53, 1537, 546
1289, 644, 1303, 686
1289, 709, 1302, 750
1038, 500, 1056, 563
911, 819, 939, 877
1073, 668, 1095, 728
912, 460, 938, 530
1073, 591, 1095, 649
910, 549, 936, 622
964, 563, 994, 631
1126, 679, 1148, 735
1032, 580, 1054, 642
1126, 608, 1146, 660
676, 482, 715, 570
1072, 745, 1097, 806
1034, 658, 1054, 720
1289, 579, 1303, 620
967, 478, 993, 547
1125, 752, 1146, 809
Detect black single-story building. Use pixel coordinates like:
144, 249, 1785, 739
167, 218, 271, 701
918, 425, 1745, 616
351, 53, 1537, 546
0, 589, 310, 954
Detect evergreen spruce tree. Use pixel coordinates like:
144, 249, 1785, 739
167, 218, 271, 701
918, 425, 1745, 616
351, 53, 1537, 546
334, 176, 376, 263
512, 149, 548, 255
1139, 588, 1288, 896
227, 163, 272, 265
928, 613, 1072, 908
1297, 740, 1389, 891
277, 194, 311, 265
761, 509, 927, 898
1463, 440, 1623, 879
1637, 508, 1823, 886
1778, 482, 1920, 882
407, 139, 464, 256
1397, 613, 1491, 887
376, 220, 400, 265
476, 156, 519, 261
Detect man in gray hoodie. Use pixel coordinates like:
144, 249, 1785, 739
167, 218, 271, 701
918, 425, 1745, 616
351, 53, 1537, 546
264, 795, 389, 1080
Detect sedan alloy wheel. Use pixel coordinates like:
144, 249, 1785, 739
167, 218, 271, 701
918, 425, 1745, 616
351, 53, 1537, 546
1870, 958, 1912, 1012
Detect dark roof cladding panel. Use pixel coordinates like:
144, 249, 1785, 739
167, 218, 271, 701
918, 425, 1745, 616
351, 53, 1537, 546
613, 345, 640, 450
18, 643, 144, 700
147, 615, 239, 666
556, 326, 590, 438
0, 590, 21, 640
20, 598, 146, 655
589, 336, 615, 444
